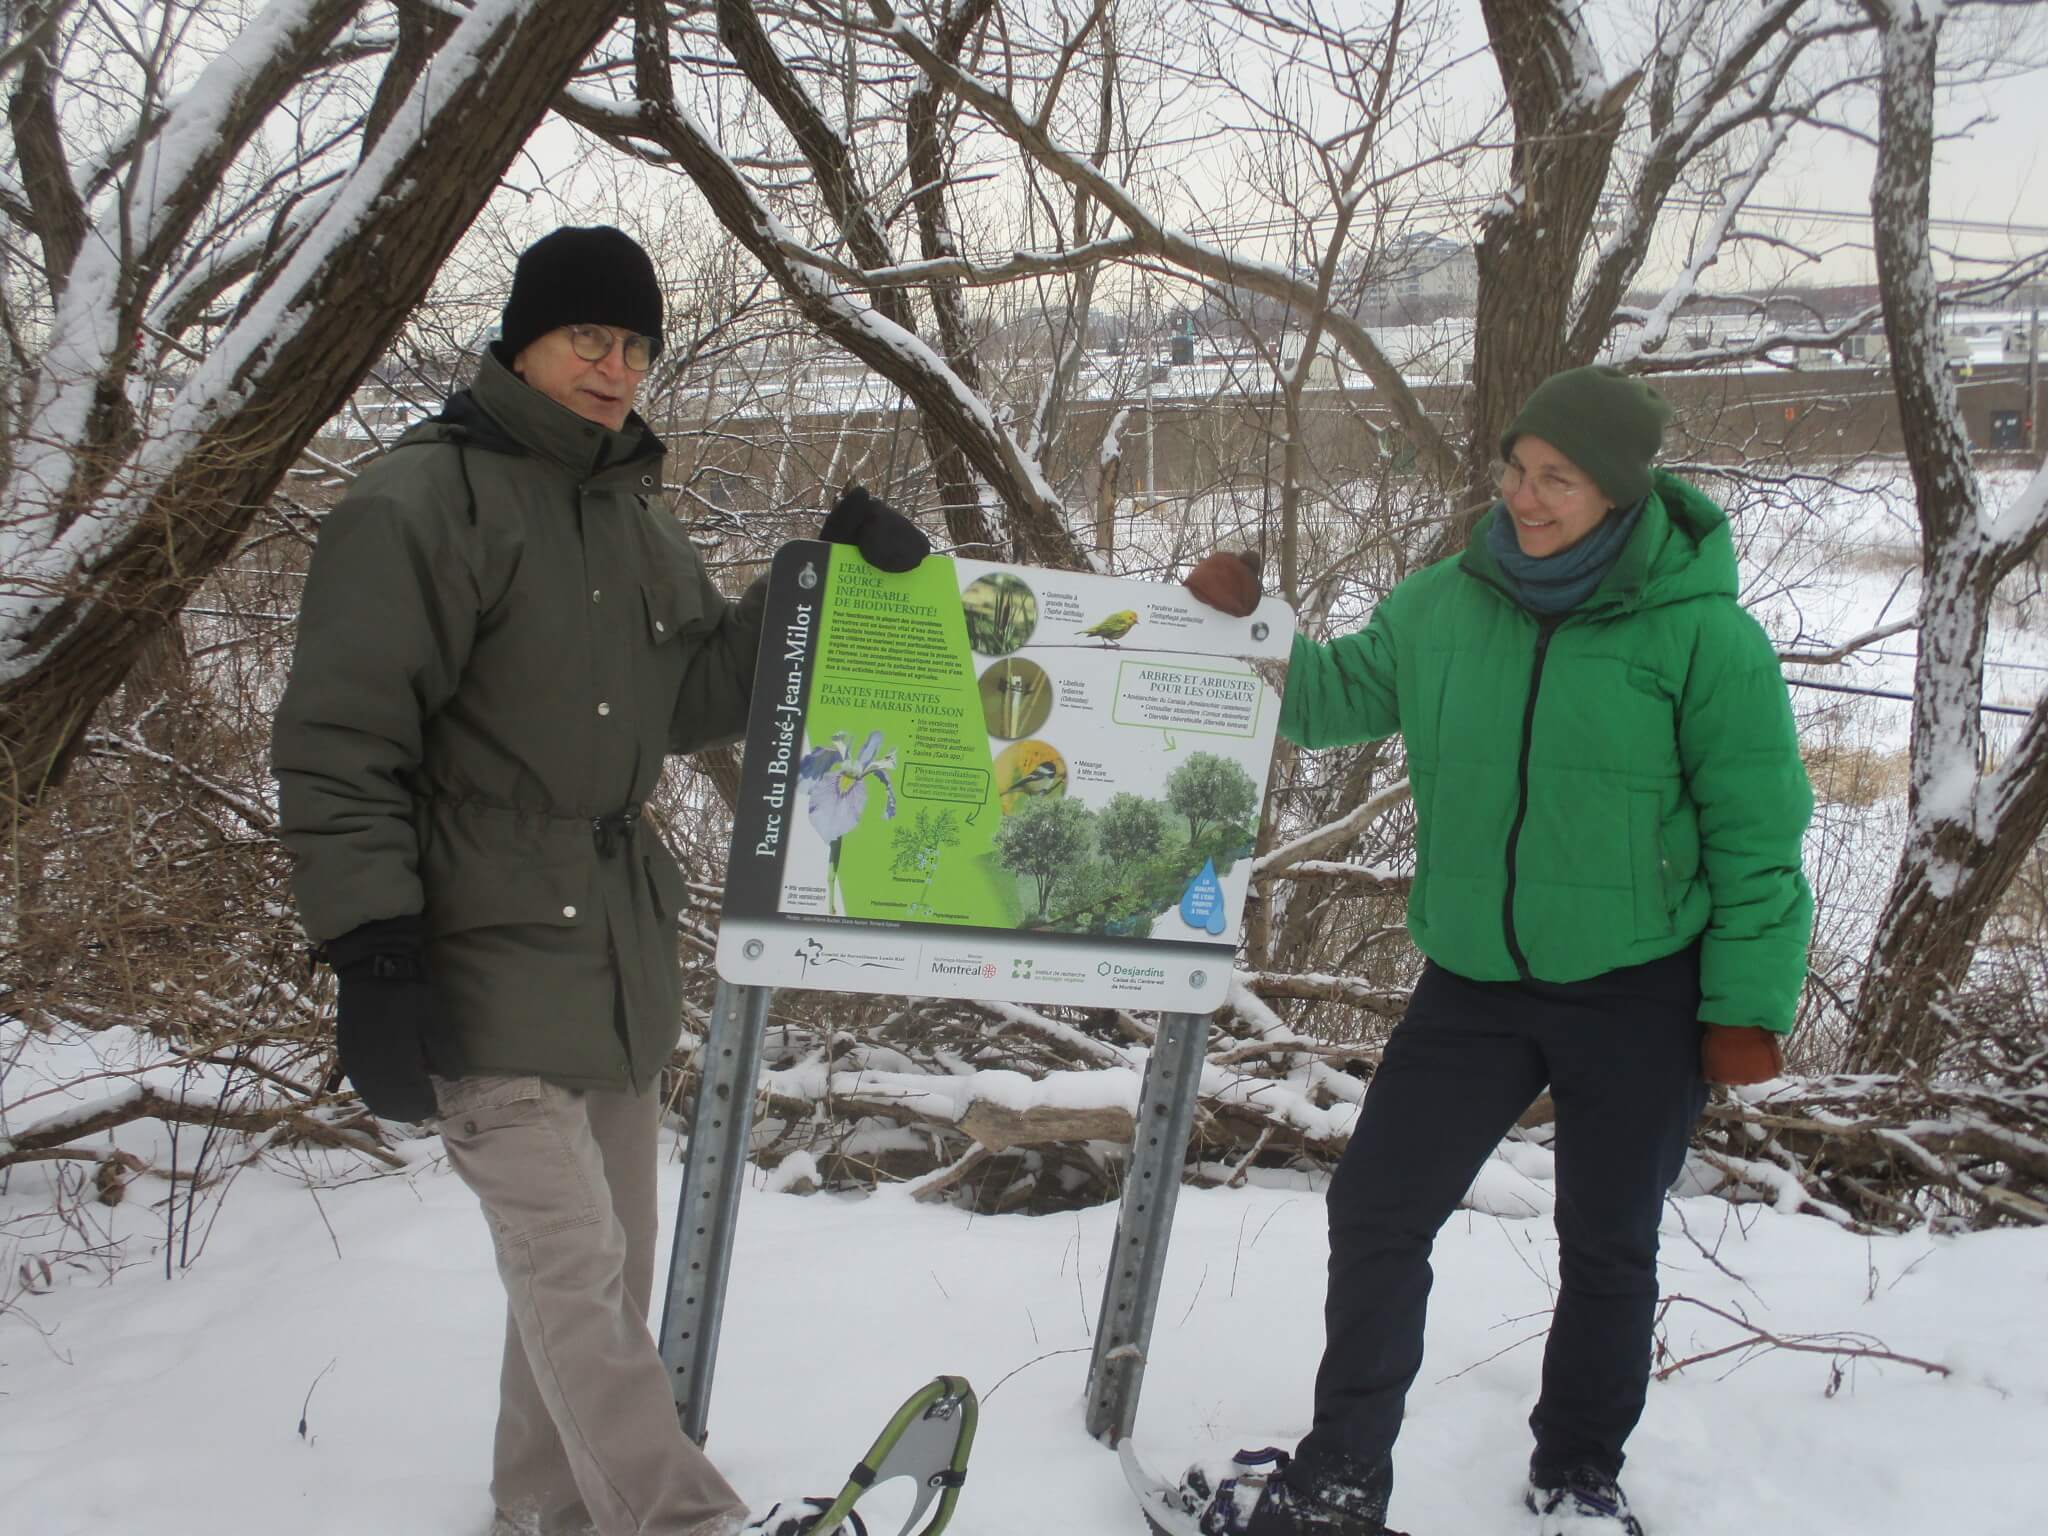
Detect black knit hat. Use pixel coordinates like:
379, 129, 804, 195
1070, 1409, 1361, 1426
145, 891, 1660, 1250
1499, 365, 1673, 508
498, 226, 663, 362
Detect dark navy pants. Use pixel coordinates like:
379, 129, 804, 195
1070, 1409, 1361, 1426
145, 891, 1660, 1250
1294, 946, 1708, 1494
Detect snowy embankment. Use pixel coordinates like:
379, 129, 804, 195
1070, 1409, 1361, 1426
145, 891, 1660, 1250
2, 1114, 2042, 1536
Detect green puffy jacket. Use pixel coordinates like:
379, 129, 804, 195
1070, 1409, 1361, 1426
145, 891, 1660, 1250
1280, 471, 1813, 1033
274, 350, 765, 1090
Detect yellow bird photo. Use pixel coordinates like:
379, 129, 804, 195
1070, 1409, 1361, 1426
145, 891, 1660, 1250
1077, 609, 1139, 644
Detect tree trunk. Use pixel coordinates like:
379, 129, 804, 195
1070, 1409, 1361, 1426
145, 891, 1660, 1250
0, 0, 624, 827
1848, 2, 2048, 1073
1460, 1, 1637, 546
906, 0, 1000, 551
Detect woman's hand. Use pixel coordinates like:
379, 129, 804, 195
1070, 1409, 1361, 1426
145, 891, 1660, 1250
1701, 1024, 1783, 1086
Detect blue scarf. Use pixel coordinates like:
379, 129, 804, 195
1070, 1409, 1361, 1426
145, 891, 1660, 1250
1484, 497, 1645, 615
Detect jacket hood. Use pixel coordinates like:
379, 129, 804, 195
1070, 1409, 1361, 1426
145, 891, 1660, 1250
1462, 468, 1735, 616
393, 347, 664, 483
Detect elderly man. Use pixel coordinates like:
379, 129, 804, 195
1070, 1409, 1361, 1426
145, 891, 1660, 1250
275, 225, 924, 1536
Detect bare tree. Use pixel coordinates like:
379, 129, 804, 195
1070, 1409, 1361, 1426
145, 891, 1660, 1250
1847, 0, 2048, 1074
552, 1, 1098, 565
0, 0, 624, 827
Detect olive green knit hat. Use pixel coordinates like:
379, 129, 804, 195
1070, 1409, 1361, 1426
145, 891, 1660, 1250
1499, 365, 1673, 508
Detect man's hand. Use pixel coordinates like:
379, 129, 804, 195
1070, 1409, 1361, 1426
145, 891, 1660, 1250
324, 916, 439, 1121
819, 484, 930, 572
1184, 550, 1263, 616
1701, 1024, 1783, 1086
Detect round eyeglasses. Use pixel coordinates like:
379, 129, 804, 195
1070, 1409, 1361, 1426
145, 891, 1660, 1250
1493, 458, 1594, 510
565, 323, 661, 373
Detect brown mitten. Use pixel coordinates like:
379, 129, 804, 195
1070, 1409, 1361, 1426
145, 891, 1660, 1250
1184, 550, 1264, 616
1701, 1024, 1783, 1086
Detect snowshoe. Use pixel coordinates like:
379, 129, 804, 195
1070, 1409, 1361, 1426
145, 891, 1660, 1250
790, 1376, 976, 1536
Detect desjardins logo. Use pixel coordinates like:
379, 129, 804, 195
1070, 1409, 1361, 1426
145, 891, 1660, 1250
1098, 961, 1167, 980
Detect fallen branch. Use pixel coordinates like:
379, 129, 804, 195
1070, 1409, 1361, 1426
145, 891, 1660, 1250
1, 1083, 404, 1172
1654, 1293, 1951, 1382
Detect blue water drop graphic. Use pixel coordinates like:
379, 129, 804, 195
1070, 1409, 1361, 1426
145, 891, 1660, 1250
1180, 858, 1228, 935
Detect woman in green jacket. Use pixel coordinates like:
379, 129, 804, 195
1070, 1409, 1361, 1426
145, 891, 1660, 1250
1183, 366, 1813, 1536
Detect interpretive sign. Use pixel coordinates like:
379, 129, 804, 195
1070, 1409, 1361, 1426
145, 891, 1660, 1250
715, 541, 1294, 1011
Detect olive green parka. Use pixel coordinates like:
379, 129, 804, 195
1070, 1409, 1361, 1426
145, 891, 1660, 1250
1279, 471, 1813, 1033
274, 350, 765, 1090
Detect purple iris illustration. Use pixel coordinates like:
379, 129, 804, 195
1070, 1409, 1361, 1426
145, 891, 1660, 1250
798, 729, 898, 914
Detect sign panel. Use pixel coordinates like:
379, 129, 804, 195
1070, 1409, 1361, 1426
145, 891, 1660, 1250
716, 542, 1293, 1012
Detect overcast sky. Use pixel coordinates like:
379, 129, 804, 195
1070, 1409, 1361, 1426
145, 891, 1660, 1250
1112, 1, 2048, 296
498, 1, 2048, 306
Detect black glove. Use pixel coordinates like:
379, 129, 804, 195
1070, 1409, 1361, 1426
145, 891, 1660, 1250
322, 916, 438, 1122
818, 484, 930, 572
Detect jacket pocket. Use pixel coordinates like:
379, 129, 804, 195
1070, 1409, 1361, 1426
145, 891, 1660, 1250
426, 857, 593, 938
433, 1072, 547, 1126
1629, 791, 1674, 938
1408, 772, 1435, 934
643, 578, 708, 644
642, 841, 690, 929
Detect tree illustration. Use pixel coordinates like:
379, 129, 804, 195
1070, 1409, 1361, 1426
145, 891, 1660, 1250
995, 797, 1095, 918
1047, 858, 1121, 932
1097, 792, 1169, 866
889, 809, 962, 917
1165, 753, 1258, 843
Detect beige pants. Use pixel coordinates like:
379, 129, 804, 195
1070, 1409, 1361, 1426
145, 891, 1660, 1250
436, 1074, 749, 1536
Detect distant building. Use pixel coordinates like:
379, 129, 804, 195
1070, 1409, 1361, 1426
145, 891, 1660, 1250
1361, 232, 1478, 317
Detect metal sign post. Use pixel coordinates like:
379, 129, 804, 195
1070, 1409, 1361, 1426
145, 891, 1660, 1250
1084, 1007, 1213, 1444
658, 978, 772, 1444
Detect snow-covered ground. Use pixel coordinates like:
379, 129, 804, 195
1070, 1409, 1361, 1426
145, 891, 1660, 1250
3, 1100, 2044, 1536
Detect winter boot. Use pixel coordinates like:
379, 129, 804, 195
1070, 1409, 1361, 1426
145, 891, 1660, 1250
744, 1497, 870, 1536
1184, 1447, 1406, 1536
1524, 1466, 1645, 1536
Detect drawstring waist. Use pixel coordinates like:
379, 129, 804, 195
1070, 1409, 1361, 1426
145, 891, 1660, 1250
417, 792, 645, 857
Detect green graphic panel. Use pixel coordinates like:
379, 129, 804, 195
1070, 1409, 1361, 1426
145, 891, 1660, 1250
803, 550, 1010, 924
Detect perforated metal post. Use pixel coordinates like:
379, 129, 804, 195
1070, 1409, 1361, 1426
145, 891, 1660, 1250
659, 980, 771, 1444
1085, 1008, 1212, 1443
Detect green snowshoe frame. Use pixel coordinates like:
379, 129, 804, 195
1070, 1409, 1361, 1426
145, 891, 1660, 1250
806, 1376, 978, 1536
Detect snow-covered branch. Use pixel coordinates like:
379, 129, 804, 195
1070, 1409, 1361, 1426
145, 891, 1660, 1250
1569, 0, 1854, 363
0, 0, 625, 820
1607, 116, 1794, 364
1253, 777, 1411, 879
0, 1081, 402, 1174
1777, 615, 1919, 667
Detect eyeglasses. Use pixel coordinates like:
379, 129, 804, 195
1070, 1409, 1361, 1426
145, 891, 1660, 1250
564, 323, 661, 373
1494, 458, 1594, 510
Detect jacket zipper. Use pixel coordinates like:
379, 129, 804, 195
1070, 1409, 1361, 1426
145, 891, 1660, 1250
1501, 613, 1562, 981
